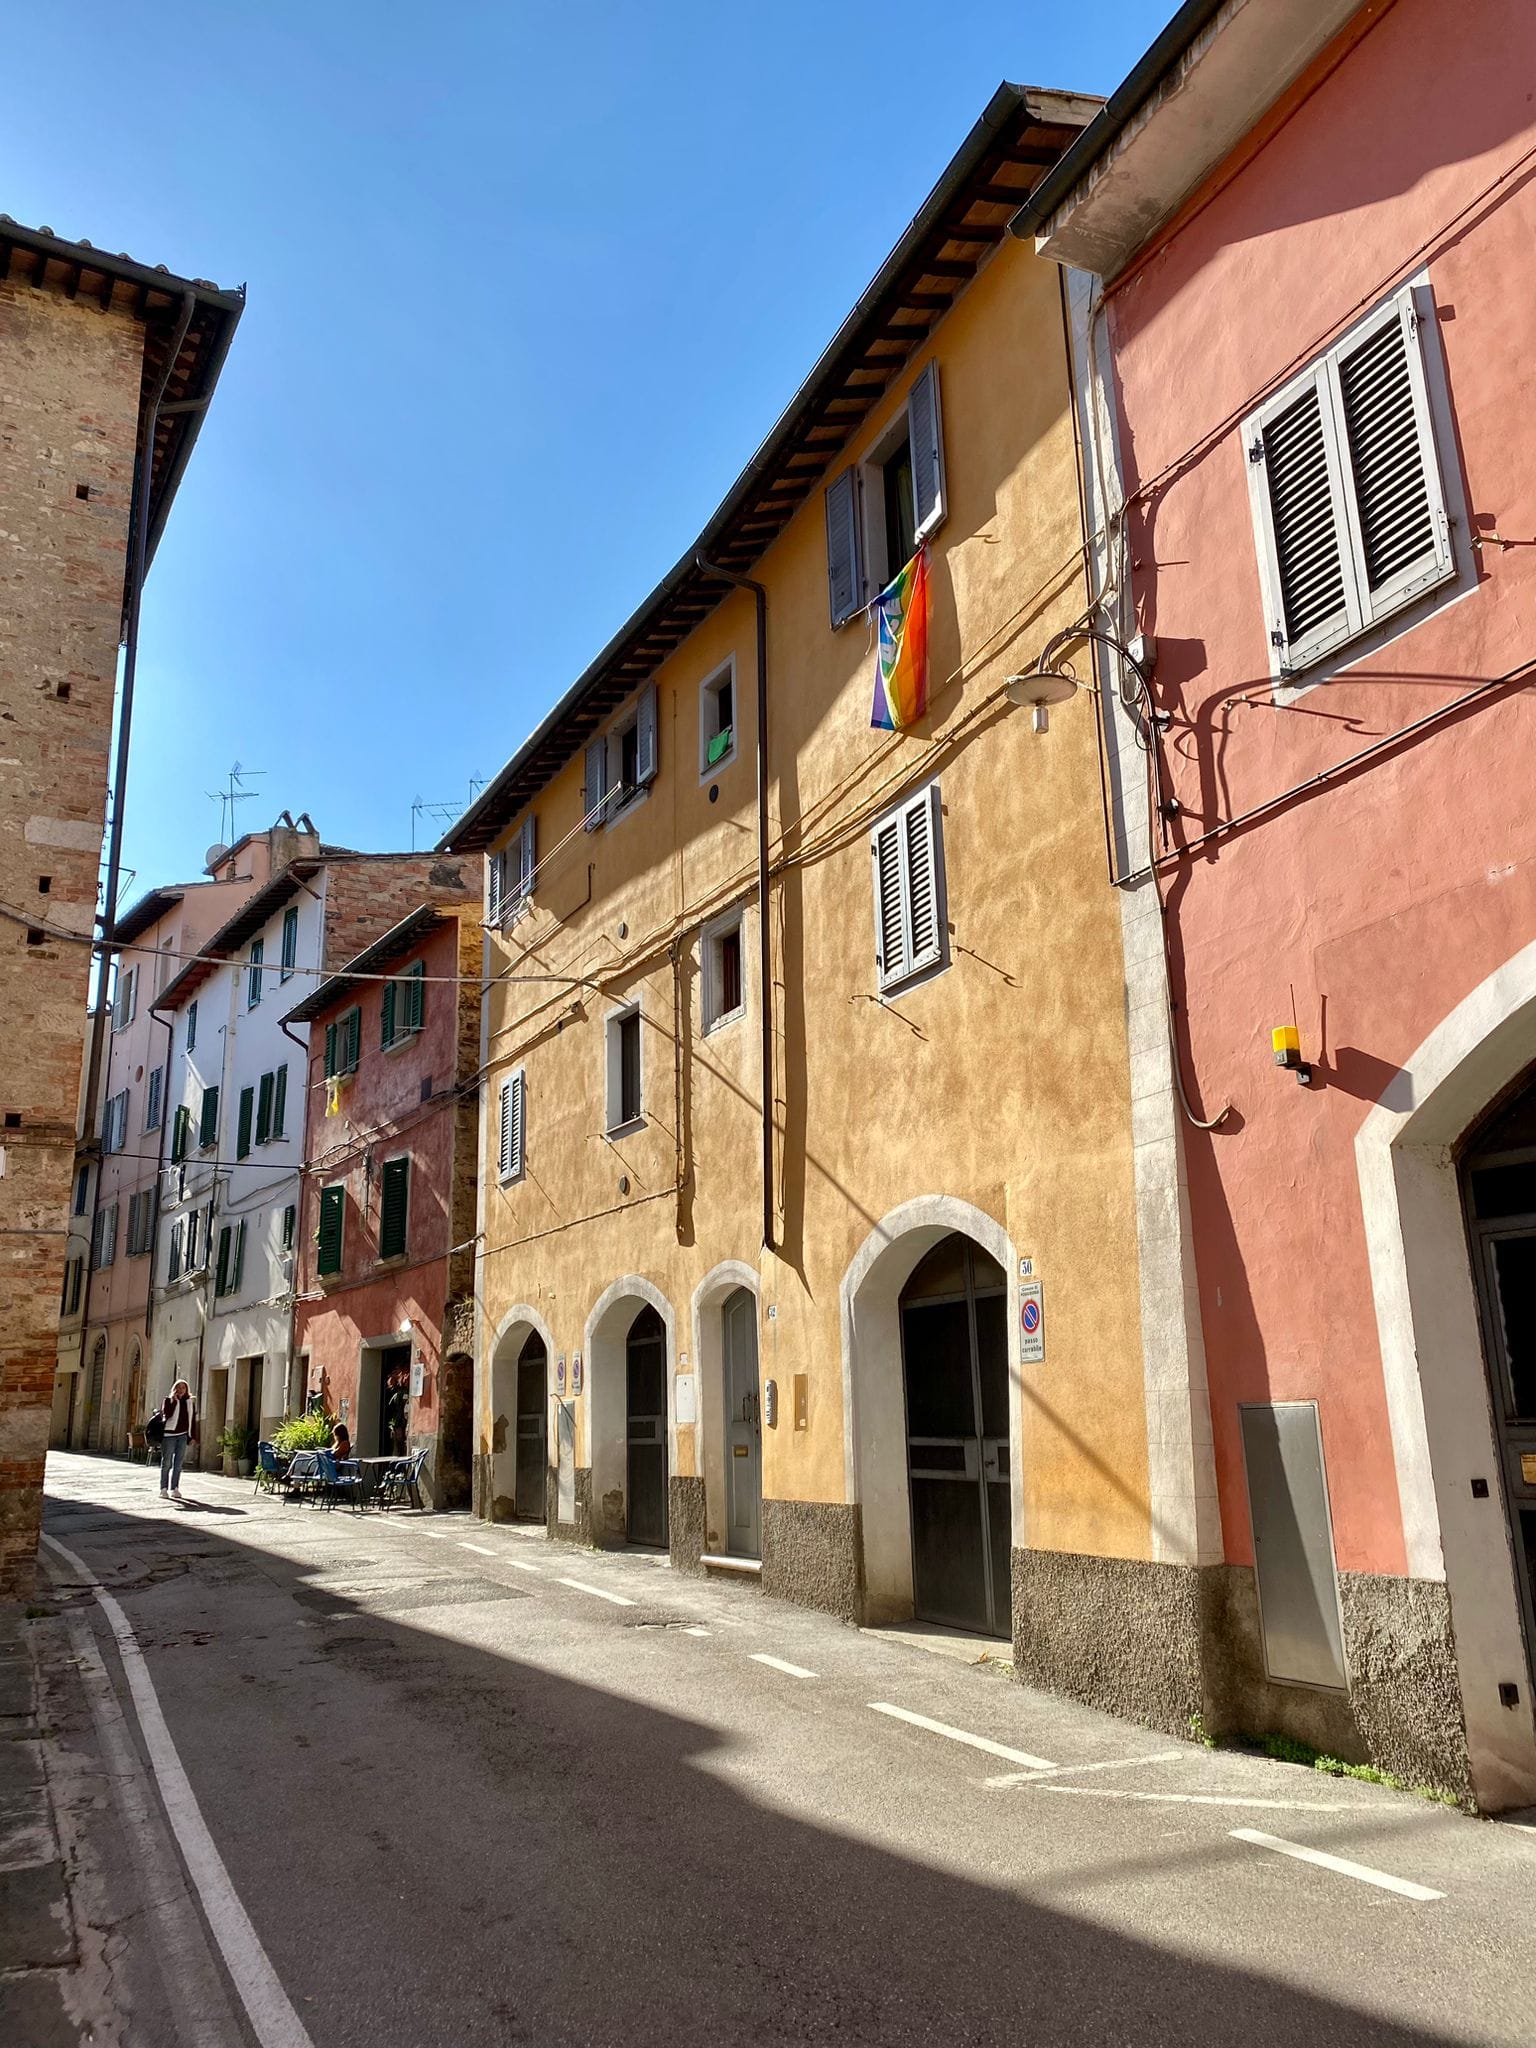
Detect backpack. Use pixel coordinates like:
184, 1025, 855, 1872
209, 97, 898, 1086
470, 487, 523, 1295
144, 1410, 166, 1446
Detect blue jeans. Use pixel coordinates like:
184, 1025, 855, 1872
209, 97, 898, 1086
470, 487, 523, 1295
160, 1433, 189, 1492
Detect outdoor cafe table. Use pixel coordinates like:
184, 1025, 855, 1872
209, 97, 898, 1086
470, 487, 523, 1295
357, 1455, 410, 1506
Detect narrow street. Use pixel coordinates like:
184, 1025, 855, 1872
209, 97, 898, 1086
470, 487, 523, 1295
27, 1452, 1535, 2047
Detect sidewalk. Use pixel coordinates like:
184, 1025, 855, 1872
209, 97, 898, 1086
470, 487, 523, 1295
0, 1597, 111, 2046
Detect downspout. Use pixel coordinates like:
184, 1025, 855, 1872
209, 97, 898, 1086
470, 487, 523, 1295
81, 291, 198, 1140
694, 557, 774, 1252
142, 1001, 176, 1353
279, 1013, 309, 1416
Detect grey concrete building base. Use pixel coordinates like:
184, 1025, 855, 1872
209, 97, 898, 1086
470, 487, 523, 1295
1011, 1547, 1475, 1805
669, 1477, 706, 1575
762, 1499, 862, 1621
549, 1466, 593, 1549
1012, 1548, 1205, 1737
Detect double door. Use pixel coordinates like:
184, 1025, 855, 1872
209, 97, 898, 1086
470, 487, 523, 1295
900, 1236, 1012, 1638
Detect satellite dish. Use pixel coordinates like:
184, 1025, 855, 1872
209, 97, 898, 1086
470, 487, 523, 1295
205, 842, 231, 872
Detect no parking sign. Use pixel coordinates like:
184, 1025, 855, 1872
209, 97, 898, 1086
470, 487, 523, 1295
1020, 1280, 1045, 1364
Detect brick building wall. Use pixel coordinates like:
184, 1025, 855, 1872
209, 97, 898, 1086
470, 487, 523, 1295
0, 280, 142, 1594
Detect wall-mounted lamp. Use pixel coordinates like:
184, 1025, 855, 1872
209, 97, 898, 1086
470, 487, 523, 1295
1004, 667, 1080, 734
398, 1317, 413, 1336
1271, 1025, 1313, 1087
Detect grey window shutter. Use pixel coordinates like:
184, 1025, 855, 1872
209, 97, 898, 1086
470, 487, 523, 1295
826, 467, 864, 627
584, 736, 609, 830
498, 1078, 514, 1179
1335, 296, 1452, 625
904, 787, 942, 974
510, 1071, 525, 1179
636, 683, 658, 786
168, 1220, 183, 1282
908, 362, 947, 540
487, 850, 504, 925
871, 815, 906, 989
273, 1063, 287, 1138
1259, 380, 1352, 663
518, 815, 537, 902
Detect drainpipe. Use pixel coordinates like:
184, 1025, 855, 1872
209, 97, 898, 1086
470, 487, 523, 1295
694, 557, 774, 1252
278, 1013, 311, 1417
141, 1001, 176, 1355
82, 291, 197, 1140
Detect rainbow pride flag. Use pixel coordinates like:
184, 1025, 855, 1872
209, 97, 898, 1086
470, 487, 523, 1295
870, 545, 930, 731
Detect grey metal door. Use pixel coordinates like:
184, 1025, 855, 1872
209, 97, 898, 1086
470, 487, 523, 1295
625, 1305, 668, 1548
900, 1236, 1011, 1638
723, 1288, 761, 1557
515, 1334, 548, 1522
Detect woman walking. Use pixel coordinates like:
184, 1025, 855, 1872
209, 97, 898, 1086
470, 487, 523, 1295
158, 1379, 198, 1502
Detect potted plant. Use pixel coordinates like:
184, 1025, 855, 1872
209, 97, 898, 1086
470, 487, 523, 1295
217, 1421, 255, 1478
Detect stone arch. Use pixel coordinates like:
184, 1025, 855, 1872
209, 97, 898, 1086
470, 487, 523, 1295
1356, 936, 1536, 1810
583, 1275, 676, 1547
484, 1303, 556, 1522
840, 1196, 1020, 1624
691, 1260, 761, 1556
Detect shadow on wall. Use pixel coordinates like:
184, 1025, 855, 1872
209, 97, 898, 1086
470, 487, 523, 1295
38, 1489, 1469, 2048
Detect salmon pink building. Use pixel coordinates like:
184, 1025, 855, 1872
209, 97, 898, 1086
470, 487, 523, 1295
287, 906, 481, 1507
1016, 0, 1536, 1808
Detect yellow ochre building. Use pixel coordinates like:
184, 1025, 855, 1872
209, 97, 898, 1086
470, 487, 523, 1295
443, 85, 1205, 1707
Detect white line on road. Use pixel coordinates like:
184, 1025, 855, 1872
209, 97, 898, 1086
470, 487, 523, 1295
868, 1702, 1054, 1771
986, 1748, 1186, 1788
682, 1626, 710, 1637
41, 1532, 317, 2048
556, 1577, 636, 1606
459, 1542, 496, 1556
1041, 1787, 1365, 1811
505, 1559, 543, 1575
1231, 1828, 1445, 1900
422, 1532, 453, 1542
750, 1653, 818, 1679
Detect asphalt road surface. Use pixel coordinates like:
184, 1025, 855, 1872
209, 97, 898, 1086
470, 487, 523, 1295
35, 1451, 1536, 2048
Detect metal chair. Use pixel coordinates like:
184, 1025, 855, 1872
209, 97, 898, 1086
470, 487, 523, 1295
376, 1447, 428, 1512
254, 1441, 287, 1495
328, 1457, 364, 1513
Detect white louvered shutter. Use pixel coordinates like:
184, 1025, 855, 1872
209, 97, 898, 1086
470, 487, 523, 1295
509, 1071, 524, 1179
584, 735, 609, 830
871, 815, 907, 989
487, 850, 505, 925
636, 683, 658, 786
825, 467, 864, 627
908, 362, 947, 541
903, 788, 942, 974
1334, 294, 1452, 627
498, 1074, 524, 1181
1247, 286, 1453, 677
517, 815, 537, 904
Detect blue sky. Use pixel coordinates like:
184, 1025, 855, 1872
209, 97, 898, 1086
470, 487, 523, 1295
4, 1, 1167, 895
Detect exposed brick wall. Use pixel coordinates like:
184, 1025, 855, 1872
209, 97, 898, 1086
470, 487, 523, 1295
0, 280, 143, 1594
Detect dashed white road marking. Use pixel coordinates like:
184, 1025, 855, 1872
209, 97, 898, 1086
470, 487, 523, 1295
1042, 1787, 1365, 1811
750, 1653, 818, 1679
422, 1532, 453, 1542
868, 1702, 1054, 1772
682, 1626, 710, 1637
504, 1559, 542, 1575
556, 1577, 636, 1607
459, 1542, 496, 1556
986, 1748, 1186, 1788
41, 1532, 317, 2048
1231, 1829, 1444, 1900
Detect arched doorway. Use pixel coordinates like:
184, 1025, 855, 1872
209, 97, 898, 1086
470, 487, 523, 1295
626, 1305, 668, 1548
721, 1287, 761, 1557
900, 1235, 1012, 1637
514, 1330, 548, 1523
437, 1350, 474, 1510
85, 1335, 106, 1451
487, 1306, 556, 1523
125, 1341, 144, 1457
1462, 1070, 1536, 1685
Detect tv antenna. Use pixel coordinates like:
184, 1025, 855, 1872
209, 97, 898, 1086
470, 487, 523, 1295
206, 761, 265, 849
411, 777, 486, 851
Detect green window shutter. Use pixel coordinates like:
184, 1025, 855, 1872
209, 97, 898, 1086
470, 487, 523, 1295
324, 1021, 338, 1079
237, 1086, 254, 1160
317, 1185, 345, 1276
231, 1218, 246, 1293
378, 1157, 410, 1260
215, 1225, 232, 1296
406, 961, 425, 1034
256, 1072, 273, 1146
381, 979, 396, 1049
281, 1203, 296, 1252
171, 1105, 189, 1163
345, 1007, 362, 1073
273, 1063, 288, 1139
199, 1086, 219, 1151
281, 906, 298, 980
248, 938, 264, 1009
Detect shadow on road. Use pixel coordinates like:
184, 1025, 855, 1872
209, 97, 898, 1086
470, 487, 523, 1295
42, 1484, 1460, 2048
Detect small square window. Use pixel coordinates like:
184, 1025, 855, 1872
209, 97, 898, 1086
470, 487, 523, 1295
702, 915, 745, 1032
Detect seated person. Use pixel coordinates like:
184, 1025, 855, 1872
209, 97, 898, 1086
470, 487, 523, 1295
329, 1423, 353, 1463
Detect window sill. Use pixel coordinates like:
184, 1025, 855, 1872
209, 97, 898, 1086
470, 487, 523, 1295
876, 953, 950, 1002
374, 1252, 408, 1271
699, 746, 737, 782
605, 785, 652, 830
381, 1031, 422, 1058
701, 1005, 746, 1037
605, 1115, 646, 1141
498, 1169, 525, 1188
